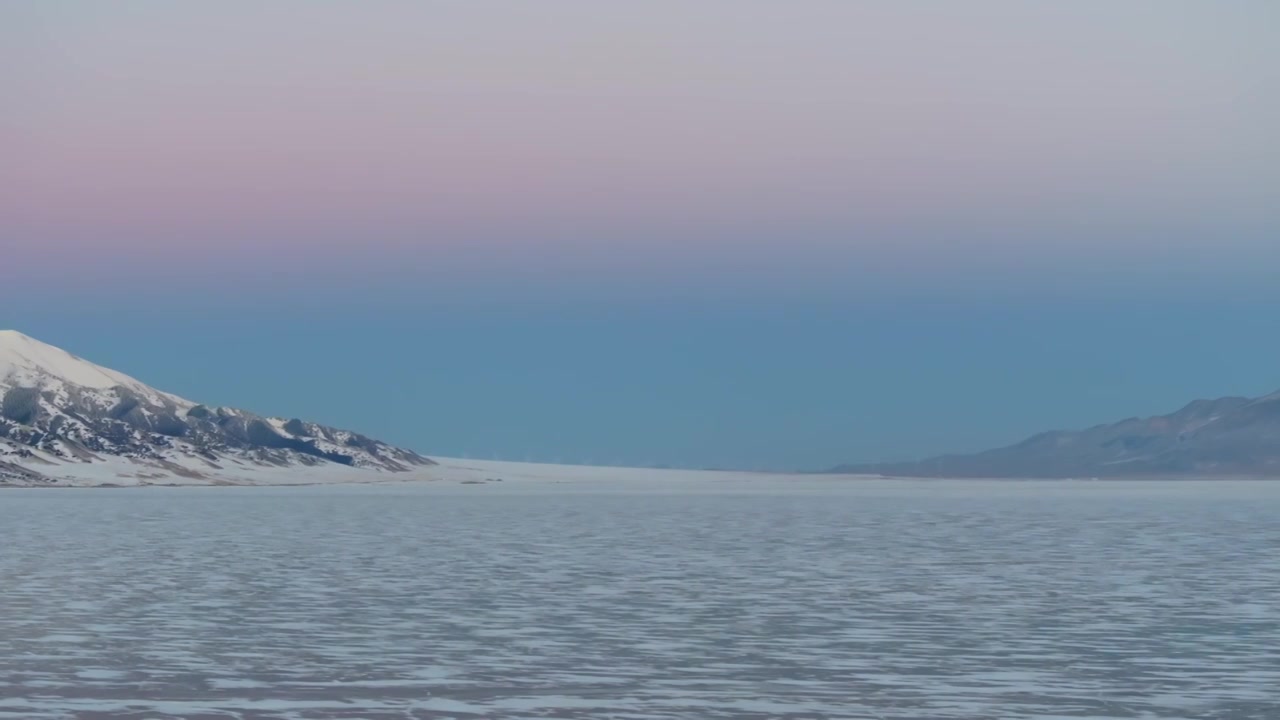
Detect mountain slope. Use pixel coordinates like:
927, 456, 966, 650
832, 391, 1280, 478
0, 330, 434, 485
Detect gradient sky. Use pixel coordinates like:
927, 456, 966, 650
3, 2, 1279, 469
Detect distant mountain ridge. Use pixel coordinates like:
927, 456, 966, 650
0, 330, 434, 485
832, 390, 1280, 478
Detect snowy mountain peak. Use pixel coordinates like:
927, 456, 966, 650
1, 332, 435, 486
0, 330, 161, 395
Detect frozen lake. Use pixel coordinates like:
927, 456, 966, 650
1, 477, 1278, 719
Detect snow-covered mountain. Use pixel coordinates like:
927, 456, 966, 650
0, 330, 434, 486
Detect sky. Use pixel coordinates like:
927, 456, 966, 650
3, 1, 1278, 470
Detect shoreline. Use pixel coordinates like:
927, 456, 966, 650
5, 454, 1280, 489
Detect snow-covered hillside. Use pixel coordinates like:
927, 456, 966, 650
0, 330, 435, 486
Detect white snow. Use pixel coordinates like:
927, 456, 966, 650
3, 447, 874, 488
1, 330, 147, 391
0, 329, 193, 407
424, 457, 804, 485
9, 453, 411, 487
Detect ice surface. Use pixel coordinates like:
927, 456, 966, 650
1, 478, 1278, 719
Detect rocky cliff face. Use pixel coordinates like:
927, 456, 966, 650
0, 330, 433, 485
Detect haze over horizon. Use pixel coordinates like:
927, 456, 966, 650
4, 1, 1278, 470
